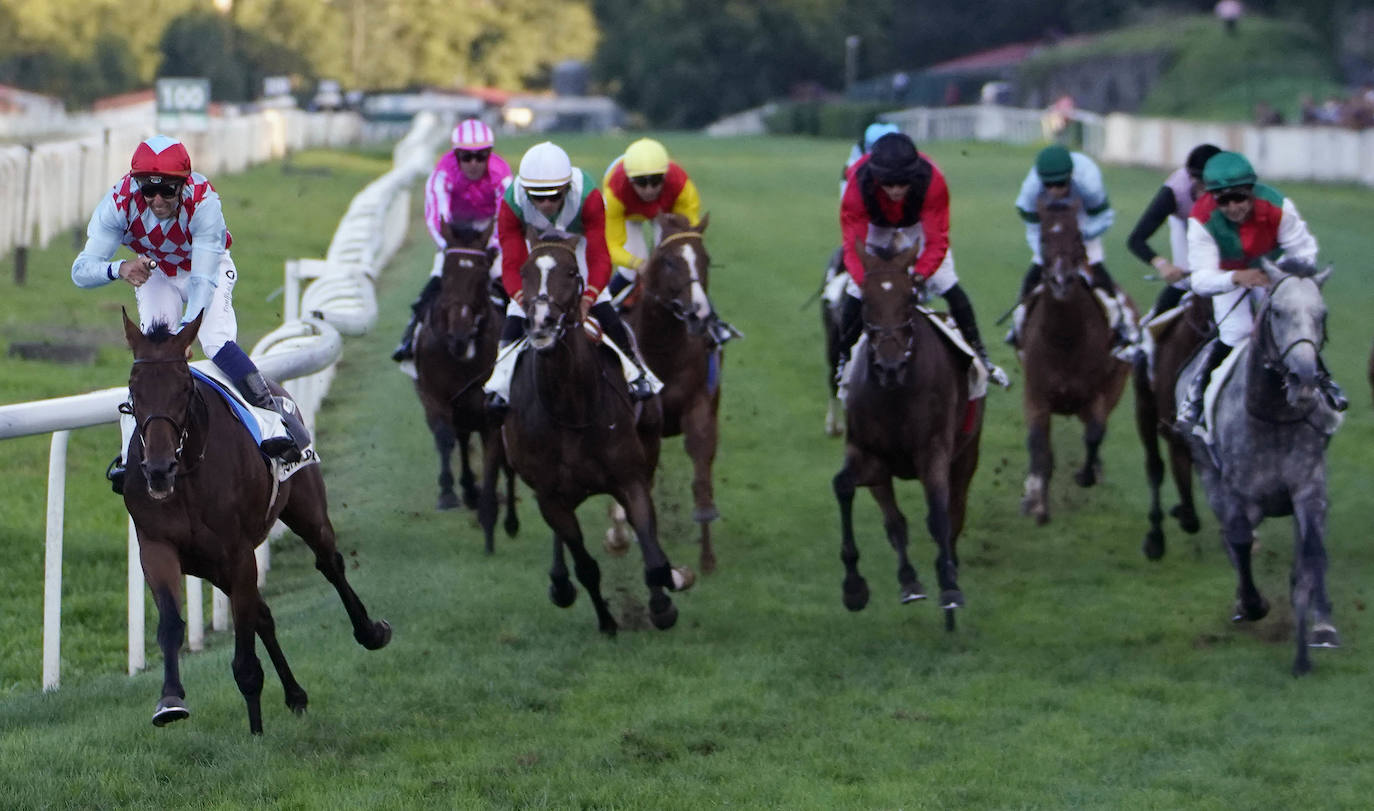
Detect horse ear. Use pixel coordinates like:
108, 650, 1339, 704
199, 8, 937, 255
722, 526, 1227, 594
178, 310, 204, 348
696, 212, 709, 233
1314, 264, 1333, 287
1259, 257, 1285, 284
121, 307, 142, 348
895, 244, 921, 270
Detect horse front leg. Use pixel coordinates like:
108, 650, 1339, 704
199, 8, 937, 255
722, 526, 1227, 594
454, 428, 480, 509
1022, 404, 1052, 524
1134, 366, 1168, 559
1222, 509, 1269, 626
1292, 489, 1338, 675
620, 481, 693, 631
920, 472, 961, 621
254, 598, 308, 715
682, 396, 720, 574
226, 557, 267, 734
870, 477, 926, 604
428, 416, 459, 510
477, 429, 503, 554
140, 540, 189, 727
833, 457, 870, 611
1074, 402, 1108, 488
537, 496, 616, 635
1166, 435, 1201, 536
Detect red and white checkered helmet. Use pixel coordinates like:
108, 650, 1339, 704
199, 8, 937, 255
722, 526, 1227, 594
130, 135, 191, 180
451, 119, 495, 150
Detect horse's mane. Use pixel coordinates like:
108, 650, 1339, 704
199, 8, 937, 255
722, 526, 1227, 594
1275, 257, 1321, 278
449, 224, 487, 244
1037, 198, 1087, 269
144, 321, 177, 344
656, 212, 692, 231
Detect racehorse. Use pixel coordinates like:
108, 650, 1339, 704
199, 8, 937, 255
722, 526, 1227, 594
412, 220, 518, 550
622, 212, 723, 573
1133, 292, 1210, 559
832, 242, 982, 631
1017, 198, 1134, 524
488, 231, 694, 634
120, 311, 391, 734
1175, 259, 1343, 675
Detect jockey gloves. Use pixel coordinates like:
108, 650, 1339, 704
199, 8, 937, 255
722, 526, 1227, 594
624, 138, 670, 177
1203, 151, 1258, 192
868, 133, 921, 185
518, 142, 573, 194
1035, 144, 1073, 184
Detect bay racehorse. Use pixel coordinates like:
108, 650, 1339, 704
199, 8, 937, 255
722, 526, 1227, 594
1134, 291, 1210, 559
622, 212, 723, 573
1017, 198, 1134, 524
412, 220, 518, 550
1175, 259, 1343, 674
489, 231, 694, 634
833, 242, 983, 631
121, 311, 390, 734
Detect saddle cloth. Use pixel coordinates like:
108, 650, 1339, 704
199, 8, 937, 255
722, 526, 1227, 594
838, 306, 988, 402
1195, 337, 1248, 445
119, 364, 319, 483
483, 319, 665, 402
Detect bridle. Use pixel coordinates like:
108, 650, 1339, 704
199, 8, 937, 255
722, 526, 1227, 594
643, 230, 705, 321
1257, 273, 1326, 375
861, 269, 918, 368
524, 241, 583, 344
128, 357, 203, 466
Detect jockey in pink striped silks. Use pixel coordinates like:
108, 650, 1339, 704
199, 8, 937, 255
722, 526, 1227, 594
72, 135, 312, 486
392, 118, 513, 361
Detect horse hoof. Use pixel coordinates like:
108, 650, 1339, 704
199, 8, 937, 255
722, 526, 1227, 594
1309, 623, 1341, 648
900, 583, 927, 603
285, 689, 309, 715
670, 567, 695, 592
649, 596, 679, 630
504, 515, 520, 538
603, 527, 632, 557
940, 589, 963, 610
1170, 504, 1201, 533
361, 620, 392, 650
152, 697, 190, 727
1035, 512, 1050, 526
462, 490, 479, 510
842, 577, 869, 612
1231, 596, 1270, 623
1143, 530, 1165, 561
436, 491, 460, 510
1073, 470, 1096, 488
692, 505, 720, 523
598, 615, 619, 636
549, 578, 577, 608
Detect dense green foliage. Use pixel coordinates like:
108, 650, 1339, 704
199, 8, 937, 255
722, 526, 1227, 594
2, 136, 1374, 805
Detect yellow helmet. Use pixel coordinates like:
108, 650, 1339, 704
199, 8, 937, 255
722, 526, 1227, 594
623, 138, 669, 178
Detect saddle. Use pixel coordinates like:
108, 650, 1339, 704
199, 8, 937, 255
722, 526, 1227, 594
838, 306, 988, 402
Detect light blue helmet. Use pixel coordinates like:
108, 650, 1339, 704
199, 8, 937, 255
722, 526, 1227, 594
863, 122, 901, 152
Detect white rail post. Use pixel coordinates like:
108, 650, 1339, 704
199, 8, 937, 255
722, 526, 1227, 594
42, 430, 68, 692
127, 517, 144, 676
186, 576, 204, 651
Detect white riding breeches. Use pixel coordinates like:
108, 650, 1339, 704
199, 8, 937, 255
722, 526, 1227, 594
135, 252, 238, 358
1213, 286, 1258, 347
614, 219, 660, 281
860, 223, 958, 299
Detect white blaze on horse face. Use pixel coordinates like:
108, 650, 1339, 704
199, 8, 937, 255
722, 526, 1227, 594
680, 243, 712, 320
881, 280, 894, 291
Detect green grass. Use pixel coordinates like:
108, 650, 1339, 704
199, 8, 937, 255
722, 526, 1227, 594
2, 134, 1374, 807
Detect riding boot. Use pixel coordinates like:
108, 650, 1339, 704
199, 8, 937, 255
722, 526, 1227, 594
485, 315, 528, 416
237, 372, 311, 463
1089, 262, 1141, 356
704, 308, 742, 348
607, 269, 635, 304
1176, 341, 1231, 435
946, 284, 1010, 388
592, 301, 655, 400
392, 275, 442, 362
836, 292, 863, 383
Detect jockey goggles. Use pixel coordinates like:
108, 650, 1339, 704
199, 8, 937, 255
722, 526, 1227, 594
139, 179, 182, 199
1215, 189, 1252, 205
457, 148, 491, 163
630, 173, 665, 189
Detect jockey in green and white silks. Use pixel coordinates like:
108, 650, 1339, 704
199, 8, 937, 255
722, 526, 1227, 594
484, 142, 659, 410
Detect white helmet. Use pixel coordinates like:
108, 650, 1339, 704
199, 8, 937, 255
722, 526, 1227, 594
518, 141, 573, 196
451, 118, 494, 150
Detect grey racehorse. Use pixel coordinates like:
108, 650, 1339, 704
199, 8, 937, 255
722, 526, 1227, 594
1176, 259, 1343, 675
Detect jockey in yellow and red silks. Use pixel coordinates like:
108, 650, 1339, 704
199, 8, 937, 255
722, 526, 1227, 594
837, 131, 1008, 388
71, 135, 311, 468
601, 138, 737, 347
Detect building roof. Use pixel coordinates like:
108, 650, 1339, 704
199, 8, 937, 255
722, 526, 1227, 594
924, 42, 1041, 75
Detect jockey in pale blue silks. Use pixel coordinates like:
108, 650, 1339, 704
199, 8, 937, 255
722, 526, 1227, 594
1175, 150, 1347, 433
1008, 144, 1140, 358
72, 135, 312, 488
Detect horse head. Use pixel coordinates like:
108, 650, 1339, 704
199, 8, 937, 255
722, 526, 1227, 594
1037, 198, 1088, 301
520, 229, 584, 351
1258, 257, 1332, 408
644, 212, 712, 335
857, 241, 922, 388
433, 219, 496, 359
122, 308, 201, 501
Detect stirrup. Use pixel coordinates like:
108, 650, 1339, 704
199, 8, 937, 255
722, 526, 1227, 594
106, 455, 126, 495
259, 437, 303, 464
985, 361, 1011, 389
1322, 381, 1349, 412
391, 341, 413, 363
707, 316, 741, 346
485, 391, 509, 416
628, 375, 655, 401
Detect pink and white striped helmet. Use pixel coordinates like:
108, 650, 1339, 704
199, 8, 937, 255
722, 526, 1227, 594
451, 119, 495, 150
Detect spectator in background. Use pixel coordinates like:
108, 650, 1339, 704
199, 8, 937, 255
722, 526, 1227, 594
1253, 101, 1285, 126
1215, 0, 1243, 35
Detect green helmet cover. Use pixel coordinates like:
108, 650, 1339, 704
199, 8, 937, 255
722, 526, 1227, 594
1035, 144, 1073, 183
1202, 151, 1257, 191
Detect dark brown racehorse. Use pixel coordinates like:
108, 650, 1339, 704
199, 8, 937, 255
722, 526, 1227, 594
1133, 292, 1210, 559
833, 243, 983, 631
623, 212, 723, 573
488, 231, 694, 634
1017, 199, 1134, 524
121, 311, 390, 734
412, 220, 518, 550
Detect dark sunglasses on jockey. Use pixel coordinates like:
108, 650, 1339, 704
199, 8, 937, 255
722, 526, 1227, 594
630, 174, 665, 189
526, 184, 568, 201
1042, 179, 1069, 189
456, 148, 491, 163
1215, 188, 1253, 206
139, 180, 182, 200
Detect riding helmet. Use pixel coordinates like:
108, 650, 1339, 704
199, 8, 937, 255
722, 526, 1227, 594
862, 122, 900, 153
867, 132, 921, 185
130, 135, 191, 180
1034, 144, 1073, 184
623, 138, 670, 178
518, 142, 573, 196
1185, 143, 1222, 179
1202, 151, 1258, 192
451, 118, 494, 150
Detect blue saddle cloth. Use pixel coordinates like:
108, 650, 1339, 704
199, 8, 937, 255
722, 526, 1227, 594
190, 368, 264, 447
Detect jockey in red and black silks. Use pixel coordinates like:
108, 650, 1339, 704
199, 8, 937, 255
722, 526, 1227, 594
836, 132, 1008, 388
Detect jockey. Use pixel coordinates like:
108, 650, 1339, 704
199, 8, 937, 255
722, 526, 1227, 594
392, 118, 512, 361
485, 141, 655, 411
72, 135, 311, 476
1176, 150, 1346, 433
601, 137, 738, 346
840, 121, 900, 197
1126, 143, 1221, 320
1011, 144, 1140, 358
837, 132, 1010, 387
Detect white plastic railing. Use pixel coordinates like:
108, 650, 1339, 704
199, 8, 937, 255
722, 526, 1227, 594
0, 110, 446, 691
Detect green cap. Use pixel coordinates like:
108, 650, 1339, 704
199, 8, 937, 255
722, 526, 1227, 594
1035, 144, 1073, 183
1202, 151, 1257, 192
